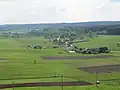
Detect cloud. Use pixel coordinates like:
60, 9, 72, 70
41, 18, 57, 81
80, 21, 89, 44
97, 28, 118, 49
0, 0, 120, 24
0, 0, 57, 24
0, 0, 15, 2
91, 0, 120, 21
110, 0, 120, 3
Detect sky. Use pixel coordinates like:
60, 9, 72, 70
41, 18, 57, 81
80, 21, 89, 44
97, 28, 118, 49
0, 0, 120, 24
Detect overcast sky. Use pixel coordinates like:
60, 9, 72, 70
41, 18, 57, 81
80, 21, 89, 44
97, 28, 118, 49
0, 0, 120, 24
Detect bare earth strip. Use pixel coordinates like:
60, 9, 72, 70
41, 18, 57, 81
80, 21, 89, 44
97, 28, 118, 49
0, 81, 93, 89
79, 64, 120, 73
41, 55, 117, 60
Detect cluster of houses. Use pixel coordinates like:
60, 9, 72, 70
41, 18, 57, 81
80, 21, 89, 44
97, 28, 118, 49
1, 32, 25, 37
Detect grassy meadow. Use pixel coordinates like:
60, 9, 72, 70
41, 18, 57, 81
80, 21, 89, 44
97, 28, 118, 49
0, 35, 120, 90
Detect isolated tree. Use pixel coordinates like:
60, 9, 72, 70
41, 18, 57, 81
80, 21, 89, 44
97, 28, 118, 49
117, 42, 120, 47
28, 44, 32, 49
89, 31, 93, 38
17, 35, 19, 39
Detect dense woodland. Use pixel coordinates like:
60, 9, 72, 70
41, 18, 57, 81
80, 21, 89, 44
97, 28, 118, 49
84, 24, 120, 35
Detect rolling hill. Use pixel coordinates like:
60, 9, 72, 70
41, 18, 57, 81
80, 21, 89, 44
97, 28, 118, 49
0, 21, 120, 35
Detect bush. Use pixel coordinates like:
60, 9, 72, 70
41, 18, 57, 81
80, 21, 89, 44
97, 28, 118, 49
33, 45, 42, 49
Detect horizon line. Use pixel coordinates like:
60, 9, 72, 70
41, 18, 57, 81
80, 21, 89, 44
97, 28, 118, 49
0, 20, 120, 25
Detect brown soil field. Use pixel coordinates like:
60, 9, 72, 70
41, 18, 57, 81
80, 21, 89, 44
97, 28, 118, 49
41, 55, 116, 60
0, 81, 93, 89
79, 64, 120, 73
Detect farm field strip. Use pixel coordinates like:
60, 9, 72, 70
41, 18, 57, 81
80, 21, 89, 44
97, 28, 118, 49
79, 64, 120, 73
0, 81, 93, 89
41, 55, 118, 60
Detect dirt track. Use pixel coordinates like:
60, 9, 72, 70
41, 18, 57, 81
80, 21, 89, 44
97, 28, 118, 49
41, 55, 116, 60
80, 64, 120, 73
0, 81, 93, 89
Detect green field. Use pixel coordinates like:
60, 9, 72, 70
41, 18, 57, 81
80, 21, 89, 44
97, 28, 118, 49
76, 35, 120, 50
0, 35, 120, 90
4, 85, 120, 90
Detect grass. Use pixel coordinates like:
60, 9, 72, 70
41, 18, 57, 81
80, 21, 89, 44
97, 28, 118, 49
76, 35, 120, 50
0, 35, 120, 90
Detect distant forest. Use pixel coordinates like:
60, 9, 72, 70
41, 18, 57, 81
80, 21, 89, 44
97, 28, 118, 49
0, 21, 120, 35
83, 24, 120, 35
